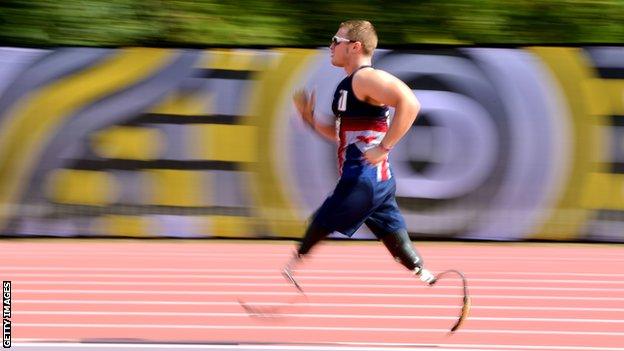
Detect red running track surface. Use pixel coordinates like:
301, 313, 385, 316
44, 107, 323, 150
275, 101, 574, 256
3, 239, 624, 350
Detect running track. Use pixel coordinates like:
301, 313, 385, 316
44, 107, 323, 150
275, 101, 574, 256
3, 240, 624, 351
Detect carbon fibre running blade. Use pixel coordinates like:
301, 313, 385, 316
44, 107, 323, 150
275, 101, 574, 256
282, 267, 304, 294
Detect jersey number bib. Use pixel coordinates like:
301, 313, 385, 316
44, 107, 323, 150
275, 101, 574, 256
337, 89, 348, 112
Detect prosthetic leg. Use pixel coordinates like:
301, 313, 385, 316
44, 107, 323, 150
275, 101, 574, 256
379, 228, 437, 284
379, 229, 470, 334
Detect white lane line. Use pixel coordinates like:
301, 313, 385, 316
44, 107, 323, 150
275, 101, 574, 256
338, 342, 624, 351
7, 273, 624, 285
14, 323, 624, 336
4, 252, 624, 261
9, 341, 624, 351
14, 310, 624, 323
5, 267, 624, 278
14, 299, 624, 312
13, 289, 624, 301
11, 280, 624, 292
0, 342, 479, 351
0, 341, 452, 351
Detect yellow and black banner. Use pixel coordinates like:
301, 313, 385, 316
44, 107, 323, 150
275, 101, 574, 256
0, 46, 623, 242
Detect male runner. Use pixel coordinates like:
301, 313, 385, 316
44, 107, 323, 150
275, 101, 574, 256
287, 20, 436, 285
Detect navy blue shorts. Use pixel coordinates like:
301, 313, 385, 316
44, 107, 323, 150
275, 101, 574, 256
310, 176, 407, 238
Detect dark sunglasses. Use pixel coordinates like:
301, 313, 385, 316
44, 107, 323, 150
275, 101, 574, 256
331, 36, 355, 45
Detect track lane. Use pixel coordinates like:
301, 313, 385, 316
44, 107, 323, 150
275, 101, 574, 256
4, 240, 624, 349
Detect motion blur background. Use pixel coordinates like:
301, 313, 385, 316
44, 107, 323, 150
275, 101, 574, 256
2, 0, 624, 242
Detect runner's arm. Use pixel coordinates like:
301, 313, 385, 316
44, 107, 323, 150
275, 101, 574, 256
293, 89, 339, 143
353, 69, 420, 164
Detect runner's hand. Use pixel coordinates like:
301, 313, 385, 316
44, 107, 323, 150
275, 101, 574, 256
363, 146, 389, 165
293, 89, 316, 126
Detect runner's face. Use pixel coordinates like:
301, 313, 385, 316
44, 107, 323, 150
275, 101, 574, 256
330, 28, 352, 67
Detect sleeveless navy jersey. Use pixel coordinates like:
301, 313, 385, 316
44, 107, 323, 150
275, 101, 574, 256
332, 66, 392, 181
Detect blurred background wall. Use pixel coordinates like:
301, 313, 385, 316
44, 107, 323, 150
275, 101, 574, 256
1, 46, 623, 242
1, 0, 624, 241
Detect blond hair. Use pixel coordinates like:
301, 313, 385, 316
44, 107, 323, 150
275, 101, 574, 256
340, 20, 378, 56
